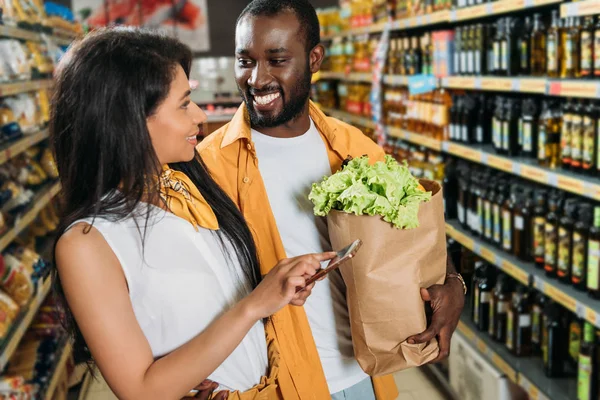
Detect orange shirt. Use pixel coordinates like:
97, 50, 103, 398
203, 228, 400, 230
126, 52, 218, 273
198, 101, 398, 400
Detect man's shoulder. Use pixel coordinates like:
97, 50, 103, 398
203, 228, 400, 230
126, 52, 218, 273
325, 115, 382, 154
197, 123, 229, 154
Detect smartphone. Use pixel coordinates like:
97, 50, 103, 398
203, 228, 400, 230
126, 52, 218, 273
297, 239, 362, 292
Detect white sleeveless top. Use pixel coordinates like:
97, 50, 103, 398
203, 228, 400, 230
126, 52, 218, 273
72, 204, 269, 392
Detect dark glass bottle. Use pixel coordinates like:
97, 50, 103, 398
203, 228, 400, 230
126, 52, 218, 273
493, 273, 512, 343
493, 180, 508, 248
483, 179, 496, 243
532, 190, 548, 268
587, 206, 600, 299
515, 189, 533, 262
503, 99, 520, 157
475, 24, 486, 76
468, 172, 480, 234
520, 98, 540, 159
531, 292, 547, 355
562, 100, 574, 169
443, 159, 458, 220
545, 196, 562, 278
507, 284, 532, 357
458, 173, 470, 228
547, 10, 561, 78
455, 27, 462, 75
582, 101, 598, 174
476, 93, 491, 144
569, 316, 583, 370
493, 19, 504, 76
543, 302, 568, 377
519, 16, 532, 75
577, 322, 598, 400
573, 203, 593, 291
594, 15, 600, 78
475, 264, 496, 332
557, 199, 578, 284
502, 185, 517, 253
572, 100, 585, 171
580, 16, 595, 79
531, 13, 547, 76
493, 97, 505, 153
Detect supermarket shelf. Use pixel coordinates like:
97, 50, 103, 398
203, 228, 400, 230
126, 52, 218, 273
442, 141, 600, 201
0, 25, 75, 46
441, 76, 547, 94
320, 107, 376, 129
383, 74, 410, 86
446, 220, 600, 330
0, 80, 52, 97
450, 0, 562, 22
0, 25, 40, 41
547, 79, 600, 99
0, 129, 49, 166
0, 181, 61, 253
387, 127, 443, 151
44, 342, 73, 400
319, 71, 373, 82
391, 9, 450, 30
322, 0, 560, 40
0, 276, 51, 370
457, 313, 576, 400
441, 76, 600, 99
321, 21, 388, 40
561, 0, 600, 18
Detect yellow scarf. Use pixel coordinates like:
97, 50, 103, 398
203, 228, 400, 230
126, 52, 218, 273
158, 166, 219, 231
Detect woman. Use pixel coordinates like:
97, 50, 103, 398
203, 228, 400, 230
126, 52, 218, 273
51, 27, 332, 400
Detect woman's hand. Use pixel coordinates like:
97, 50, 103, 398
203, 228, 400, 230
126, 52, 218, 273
244, 252, 336, 320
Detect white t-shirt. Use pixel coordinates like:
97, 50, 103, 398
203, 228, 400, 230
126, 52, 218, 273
72, 204, 269, 392
252, 119, 368, 394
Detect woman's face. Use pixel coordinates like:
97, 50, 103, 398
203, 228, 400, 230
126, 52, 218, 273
147, 65, 206, 165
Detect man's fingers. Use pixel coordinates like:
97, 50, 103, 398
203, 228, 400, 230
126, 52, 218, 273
420, 287, 432, 302
407, 324, 438, 344
430, 329, 452, 364
213, 391, 229, 400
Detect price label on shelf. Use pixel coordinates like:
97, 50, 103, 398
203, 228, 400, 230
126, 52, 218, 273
520, 165, 549, 185
487, 154, 514, 173
480, 247, 497, 264
583, 182, 600, 201
547, 81, 562, 96
501, 260, 529, 285
560, 81, 599, 98
491, 354, 518, 382
544, 283, 577, 312
520, 78, 548, 94
557, 175, 585, 195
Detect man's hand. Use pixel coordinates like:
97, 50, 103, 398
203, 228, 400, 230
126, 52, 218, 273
406, 278, 465, 363
188, 380, 229, 400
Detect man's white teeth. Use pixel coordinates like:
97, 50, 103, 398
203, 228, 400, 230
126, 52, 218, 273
254, 92, 280, 105
187, 135, 196, 140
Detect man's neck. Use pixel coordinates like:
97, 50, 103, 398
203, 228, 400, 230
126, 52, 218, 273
252, 104, 311, 138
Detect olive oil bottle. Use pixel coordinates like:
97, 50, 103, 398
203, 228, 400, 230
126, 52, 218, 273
587, 206, 600, 299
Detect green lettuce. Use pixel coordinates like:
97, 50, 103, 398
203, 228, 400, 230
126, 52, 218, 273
308, 155, 432, 229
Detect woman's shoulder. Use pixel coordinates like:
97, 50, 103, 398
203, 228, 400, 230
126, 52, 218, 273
55, 222, 113, 271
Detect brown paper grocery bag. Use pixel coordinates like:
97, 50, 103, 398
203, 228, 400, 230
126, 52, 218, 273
327, 179, 447, 376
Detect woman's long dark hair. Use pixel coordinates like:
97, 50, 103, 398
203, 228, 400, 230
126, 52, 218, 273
51, 27, 261, 364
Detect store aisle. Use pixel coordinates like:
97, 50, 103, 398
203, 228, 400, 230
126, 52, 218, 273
393, 368, 449, 400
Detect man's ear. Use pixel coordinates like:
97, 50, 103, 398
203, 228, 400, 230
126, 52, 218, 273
309, 44, 325, 74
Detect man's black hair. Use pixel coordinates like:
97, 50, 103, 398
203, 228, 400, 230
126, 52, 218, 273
237, 0, 321, 51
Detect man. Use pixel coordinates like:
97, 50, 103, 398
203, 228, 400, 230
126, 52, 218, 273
198, 1, 465, 399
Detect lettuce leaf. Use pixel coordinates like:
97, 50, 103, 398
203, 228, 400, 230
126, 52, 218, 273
308, 155, 431, 229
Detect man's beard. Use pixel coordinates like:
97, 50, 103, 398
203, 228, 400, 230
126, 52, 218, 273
239, 69, 312, 129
